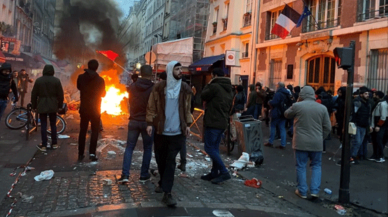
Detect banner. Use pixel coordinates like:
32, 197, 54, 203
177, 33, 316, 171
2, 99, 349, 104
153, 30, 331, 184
225, 50, 236, 66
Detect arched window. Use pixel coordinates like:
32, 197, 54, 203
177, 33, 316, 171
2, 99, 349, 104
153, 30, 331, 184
307, 55, 336, 91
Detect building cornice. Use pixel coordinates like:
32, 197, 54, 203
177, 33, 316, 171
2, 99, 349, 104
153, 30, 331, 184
206, 32, 252, 44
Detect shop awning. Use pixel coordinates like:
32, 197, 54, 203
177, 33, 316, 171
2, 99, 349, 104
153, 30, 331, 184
0, 51, 5, 63
188, 54, 225, 73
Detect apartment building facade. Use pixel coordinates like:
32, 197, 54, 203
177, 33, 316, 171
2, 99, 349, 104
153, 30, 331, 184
255, 0, 388, 92
203, 0, 256, 85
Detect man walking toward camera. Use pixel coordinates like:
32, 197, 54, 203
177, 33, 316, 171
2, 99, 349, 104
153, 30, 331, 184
146, 61, 192, 207
77, 59, 106, 162
118, 65, 155, 184
201, 68, 233, 184
32, 65, 64, 152
0, 63, 18, 121
285, 86, 331, 199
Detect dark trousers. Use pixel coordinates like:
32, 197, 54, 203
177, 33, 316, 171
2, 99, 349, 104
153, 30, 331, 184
78, 112, 100, 156
180, 138, 187, 164
40, 113, 57, 147
20, 92, 26, 108
154, 134, 185, 193
372, 126, 387, 159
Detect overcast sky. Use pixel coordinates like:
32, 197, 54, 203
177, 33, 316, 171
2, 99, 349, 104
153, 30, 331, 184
114, 0, 133, 20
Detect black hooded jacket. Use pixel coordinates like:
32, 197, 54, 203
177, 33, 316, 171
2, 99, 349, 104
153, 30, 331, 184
127, 78, 154, 121
201, 77, 234, 130
77, 69, 106, 115
0, 63, 18, 101
31, 65, 64, 114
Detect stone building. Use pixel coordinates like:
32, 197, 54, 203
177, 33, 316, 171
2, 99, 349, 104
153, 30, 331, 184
255, 0, 388, 92
32, 0, 55, 59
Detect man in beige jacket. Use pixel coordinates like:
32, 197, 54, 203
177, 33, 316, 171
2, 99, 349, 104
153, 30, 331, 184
285, 86, 331, 199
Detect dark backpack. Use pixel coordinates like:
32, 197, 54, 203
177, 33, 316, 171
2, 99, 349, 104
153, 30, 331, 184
279, 92, 292, 118
319, 93, 334, 114
0, 79, 12, 99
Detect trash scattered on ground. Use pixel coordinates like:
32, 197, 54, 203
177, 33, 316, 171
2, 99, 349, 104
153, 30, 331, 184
70, 143, 77, 146
106, 151, 117, 159
250, 151, 264, 166
102, 179, 112, 185
17, 193, 34, 203
73, 167, 77, 170
179, 173, 189, 178
212, 210, 234, 217
58, 135, 70, 139
230, 152, 250, 170
205, 157, 211, 162
244, 178, 262, 189
324, 188, 332, 195
117, 140, 126, 146
335, 205, 346, 215
34, 170, 54, 181
187, 154, 193, 158
247, 162, 255, 168
66, 115, 74, 120
278, 196, 284, 199
97, 138, 126, 153
26, 166, 35, 171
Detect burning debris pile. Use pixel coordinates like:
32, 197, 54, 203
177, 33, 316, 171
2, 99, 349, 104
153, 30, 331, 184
55, 0, 129, 115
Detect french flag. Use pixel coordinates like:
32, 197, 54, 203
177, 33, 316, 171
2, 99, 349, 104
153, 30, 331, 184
271, 5, 301, 39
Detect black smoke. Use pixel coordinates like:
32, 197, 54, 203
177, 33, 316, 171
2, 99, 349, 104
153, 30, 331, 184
54, 0, 126, 68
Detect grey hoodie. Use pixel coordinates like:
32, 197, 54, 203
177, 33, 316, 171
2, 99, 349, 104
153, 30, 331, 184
284, 86, 331, 152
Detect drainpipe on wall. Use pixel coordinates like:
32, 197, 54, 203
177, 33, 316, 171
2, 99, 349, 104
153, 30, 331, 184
250, 0, 261, 84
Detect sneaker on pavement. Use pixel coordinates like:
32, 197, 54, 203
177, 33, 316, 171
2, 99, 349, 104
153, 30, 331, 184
52, 144, 59, 149
211, 173, 231, 184
350, 157, 359, 165
89, 154, 98, 162
295, 189, 307, 199
139, 174, 151, 182
264, 142, 273, 147
117, 175, 129, 184
162, 193, 177, 207
376, 158, 385, 163
201, 173, 218, 181
368, 157, 377, 161
36, 145, 47, 152
310, 193, 319, 198
154, 185, 163, 193
78, 155, 85, 162
177, 163, 186, 172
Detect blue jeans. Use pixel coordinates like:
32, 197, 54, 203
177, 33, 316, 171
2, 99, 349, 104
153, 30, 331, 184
254, 104, 262, 120
0, 99, 8, 121
295, 150, 322, 196
269, 118, 286, 146
204, 127, 228, 176
351, 126, 367, 157
122, 120, 154, 177
40, 113, 57, 147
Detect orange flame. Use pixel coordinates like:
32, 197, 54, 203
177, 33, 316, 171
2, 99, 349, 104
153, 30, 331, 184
99, 71, 129, 115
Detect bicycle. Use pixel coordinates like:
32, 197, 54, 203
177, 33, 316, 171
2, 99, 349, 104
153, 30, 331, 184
220, 117, 235, 153
5, 103, 66, 135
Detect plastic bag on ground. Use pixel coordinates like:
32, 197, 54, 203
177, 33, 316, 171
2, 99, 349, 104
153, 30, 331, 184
34, 170, 54, 181
230, 152, 250, 169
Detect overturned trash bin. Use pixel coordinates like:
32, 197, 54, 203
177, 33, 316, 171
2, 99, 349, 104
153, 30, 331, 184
234, 116, 264, 165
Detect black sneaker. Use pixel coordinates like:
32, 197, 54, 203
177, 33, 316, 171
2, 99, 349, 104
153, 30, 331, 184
177, 163, 186, 172
162, 193, 177, 207
78, 155, 85, 162
117, 175, 129, 184
201, 173, 218, 181
154, 185, 163, 193
89, 154, 98, 162
139, 174, 151, 182
211, 173, 231, 184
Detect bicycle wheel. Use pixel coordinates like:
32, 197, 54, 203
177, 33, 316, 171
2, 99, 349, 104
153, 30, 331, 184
47, 115, 66, 135
5, 108, 29, 129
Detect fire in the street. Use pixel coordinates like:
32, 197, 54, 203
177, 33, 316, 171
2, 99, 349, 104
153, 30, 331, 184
100, 74, 128, 115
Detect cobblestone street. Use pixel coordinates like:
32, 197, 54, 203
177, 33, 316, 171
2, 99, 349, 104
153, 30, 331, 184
0, 112, 314, 217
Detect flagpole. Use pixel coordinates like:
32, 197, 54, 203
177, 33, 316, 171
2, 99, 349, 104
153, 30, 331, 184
97, 52, 131, 74
300, 0, 320, 30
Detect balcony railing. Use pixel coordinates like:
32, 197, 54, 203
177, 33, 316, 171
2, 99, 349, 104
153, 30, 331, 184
357, 8, 388, 22
212, 22, 217, 35
243, 13, 251, 27
241, 52, 249, 58
302, 18, 339, 33
222, 18, 228, 31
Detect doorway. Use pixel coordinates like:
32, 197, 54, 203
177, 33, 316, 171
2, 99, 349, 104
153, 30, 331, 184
307, 55, 336, 91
